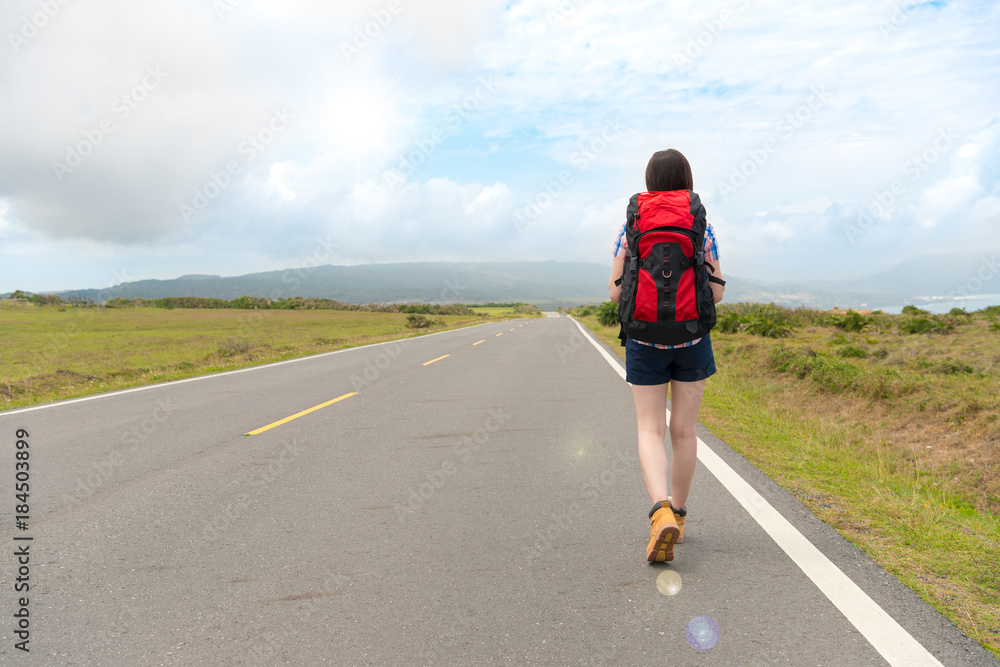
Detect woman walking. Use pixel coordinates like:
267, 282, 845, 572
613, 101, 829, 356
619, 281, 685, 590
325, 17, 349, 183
608, 149, 726, 562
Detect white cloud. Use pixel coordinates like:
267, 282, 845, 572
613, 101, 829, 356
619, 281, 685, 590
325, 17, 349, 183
1, 0, 998, 291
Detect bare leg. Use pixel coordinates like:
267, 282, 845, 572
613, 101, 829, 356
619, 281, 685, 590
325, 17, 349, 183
667, 378, 706, 509
632, 383, 670, 503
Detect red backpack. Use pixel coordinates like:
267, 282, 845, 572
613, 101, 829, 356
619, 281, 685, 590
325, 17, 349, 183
616, 190, 722, 347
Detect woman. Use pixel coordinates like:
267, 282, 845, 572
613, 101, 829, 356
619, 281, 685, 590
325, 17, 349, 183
608, 149, 725, 562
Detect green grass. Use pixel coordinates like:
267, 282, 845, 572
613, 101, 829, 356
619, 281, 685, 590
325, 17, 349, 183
573, 304, 1000, 657
0, 303, 537, 409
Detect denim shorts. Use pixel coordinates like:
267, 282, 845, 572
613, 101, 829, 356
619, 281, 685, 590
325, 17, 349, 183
625, 335, 717, 385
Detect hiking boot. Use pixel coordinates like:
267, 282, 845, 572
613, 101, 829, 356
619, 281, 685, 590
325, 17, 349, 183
646, 500, 680, 562
668, 496, 687, 544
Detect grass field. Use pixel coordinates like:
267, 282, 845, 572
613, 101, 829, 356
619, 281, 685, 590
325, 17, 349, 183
573, 303, 1000, 657
0, 302, 537, 410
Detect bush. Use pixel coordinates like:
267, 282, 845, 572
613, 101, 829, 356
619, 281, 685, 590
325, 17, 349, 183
899, 317, 954, 335
597, 301, 619, 327
977, 305, 1000, 317
938, 360, 974, 375
744, 317, 793, 338
830, 310, 870, 332
406, 314, 431, 328
836, 344, 868, 359
155, 297, 229, 309
716, 310, 744, 334
105, 298, 150, 308
217, 337, 256, 356
902, 305, 930, 316
768, 345, 860, 393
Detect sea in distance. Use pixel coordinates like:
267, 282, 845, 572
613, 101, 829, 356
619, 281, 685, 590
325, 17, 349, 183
878, 294, 1000, 314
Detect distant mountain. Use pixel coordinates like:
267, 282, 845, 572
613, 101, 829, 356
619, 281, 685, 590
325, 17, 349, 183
15, 255, 994, 311
51, 261, 616, 309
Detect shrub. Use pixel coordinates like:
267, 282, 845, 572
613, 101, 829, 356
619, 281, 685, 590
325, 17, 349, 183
977, 305, 1000, 317
155, 297, 229, 309
105, 298, 150, 308
716, 310, 744, 334
902, 305, 930, 316
406, 314, 431, 328
217, 337, 256, 356
744, 317, 793, 338
938, 360, 974, 375
899, 317, 954, 335
597, 301, 619, 327
768, 346, 861, 393
831, 310, 870, 332
836, 344, 868, 359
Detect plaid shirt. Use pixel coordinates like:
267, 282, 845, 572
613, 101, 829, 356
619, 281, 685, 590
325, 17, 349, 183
612, 220, 720, 349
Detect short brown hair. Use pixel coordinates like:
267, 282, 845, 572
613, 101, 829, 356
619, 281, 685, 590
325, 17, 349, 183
645, 149, 693, 192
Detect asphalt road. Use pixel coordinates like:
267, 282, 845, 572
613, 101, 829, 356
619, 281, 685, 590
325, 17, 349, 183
0, 315, 996, 665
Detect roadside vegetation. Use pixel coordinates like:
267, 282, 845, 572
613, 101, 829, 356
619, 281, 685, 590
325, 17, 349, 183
0, 297, 539, 409
573, 301, 1000, 657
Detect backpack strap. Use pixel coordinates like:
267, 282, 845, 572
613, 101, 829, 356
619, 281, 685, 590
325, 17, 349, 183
706, 261, 726, 286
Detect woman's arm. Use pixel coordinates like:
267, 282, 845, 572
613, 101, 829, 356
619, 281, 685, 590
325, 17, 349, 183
609, 256, 625, 303
707, 259, 725, 304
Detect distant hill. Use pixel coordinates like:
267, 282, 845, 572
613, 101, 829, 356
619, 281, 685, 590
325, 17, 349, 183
9, 255, 993, 311
49, 262, 615, 309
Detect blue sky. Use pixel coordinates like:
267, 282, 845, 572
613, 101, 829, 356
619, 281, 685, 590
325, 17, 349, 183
0, 0, 998, 293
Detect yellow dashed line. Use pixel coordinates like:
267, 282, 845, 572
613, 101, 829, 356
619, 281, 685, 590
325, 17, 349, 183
245, 392, 358, 435
473, 340, 486, 346
496, 333, 503, 337
422, 354, 451, 366
509, 328, 515, 331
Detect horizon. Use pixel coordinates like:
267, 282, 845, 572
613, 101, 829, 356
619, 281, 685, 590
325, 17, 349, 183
3, 257, 999, 315
1, 2, 998, 295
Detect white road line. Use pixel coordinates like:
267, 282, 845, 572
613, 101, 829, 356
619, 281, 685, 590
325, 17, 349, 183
0, 321, 503, 418
570, 317, 943, 667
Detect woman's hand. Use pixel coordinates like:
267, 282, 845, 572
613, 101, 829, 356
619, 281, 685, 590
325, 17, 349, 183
609, 281, 622, 304
707, 259, 725, 304
609, 256, 625, 303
